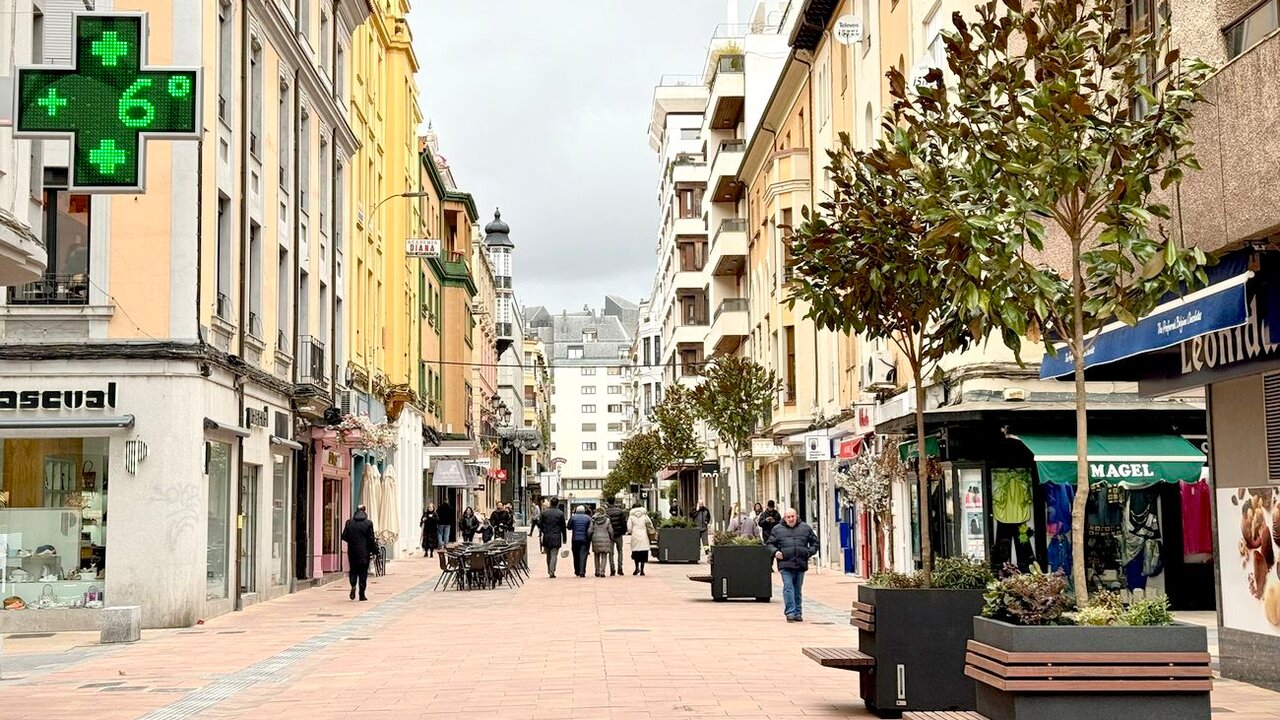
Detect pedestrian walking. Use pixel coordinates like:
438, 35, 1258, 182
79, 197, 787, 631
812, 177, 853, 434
568, 505, 593, 577
751, 502, 764, 523
765, 508, 820, 622
692, 500, 712, 547
627, 504, 655, 575
478, 512, 494, 543
604, 498, 628, 576
420, 503, 440, 557
536, 498, 567, 577
491, 503, 513, 539
758, 500, 782, 543
437, 500, 456, 546
729, 504, 757, 539
459, 507, 480, 543
589, 506, 615, 578
341, 504, 377, 601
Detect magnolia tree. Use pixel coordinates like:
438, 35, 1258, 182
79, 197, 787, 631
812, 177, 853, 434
930, 0, 1213, 601
692, 356, 781, 508
834, 441, 907, 567
333, 413, 397, 457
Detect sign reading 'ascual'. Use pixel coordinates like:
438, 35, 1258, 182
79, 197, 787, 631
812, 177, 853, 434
0, 382, 118, 411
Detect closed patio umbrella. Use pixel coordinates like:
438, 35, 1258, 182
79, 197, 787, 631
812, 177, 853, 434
377, 464, 400, 547
360, 463, 381, 534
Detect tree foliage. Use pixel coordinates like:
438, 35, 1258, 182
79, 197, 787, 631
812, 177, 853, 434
931, 0, 1213, 601
653, 384, 703, 465
691, 356, 780, 459
604, 430, 669, 500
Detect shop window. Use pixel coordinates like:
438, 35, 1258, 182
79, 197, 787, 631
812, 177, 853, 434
272, 457, 289, 586
206, 440, 232, 600
8, 174, 91, 306
0, 438, 110, 607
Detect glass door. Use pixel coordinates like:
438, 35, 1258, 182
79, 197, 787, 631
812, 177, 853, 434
239, 464, 260, 593
323, 477, 342, 570
271, 458, 289, 586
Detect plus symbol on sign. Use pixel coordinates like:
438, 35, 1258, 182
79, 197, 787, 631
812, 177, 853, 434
14, 13, 201, 191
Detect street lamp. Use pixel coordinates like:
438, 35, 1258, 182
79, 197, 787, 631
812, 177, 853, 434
371, 190, 432, 218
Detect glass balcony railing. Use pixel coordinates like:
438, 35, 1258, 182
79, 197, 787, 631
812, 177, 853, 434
714, 298, 748, 322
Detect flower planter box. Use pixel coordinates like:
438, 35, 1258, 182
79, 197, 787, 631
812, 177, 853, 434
966, 616, 1211, 720
656, 528, 701, 563
709, 545, 772, 601
856, 585, 985, 717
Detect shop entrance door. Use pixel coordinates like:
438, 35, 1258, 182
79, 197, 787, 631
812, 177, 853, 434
322, 477, 342, 572
239, 464, 260, 594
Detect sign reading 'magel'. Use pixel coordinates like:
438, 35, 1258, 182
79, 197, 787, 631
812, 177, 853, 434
0, 382, 118, 411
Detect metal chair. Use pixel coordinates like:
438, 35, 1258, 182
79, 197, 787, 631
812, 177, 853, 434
435, 550, 462, 591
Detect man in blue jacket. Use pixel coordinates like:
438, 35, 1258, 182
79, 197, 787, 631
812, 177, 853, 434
568, 505, 593, 578
765, 508, 819, 622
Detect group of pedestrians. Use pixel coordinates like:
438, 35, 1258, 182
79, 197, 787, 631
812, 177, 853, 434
529, 498, 656, 578
420, 500, 520, 555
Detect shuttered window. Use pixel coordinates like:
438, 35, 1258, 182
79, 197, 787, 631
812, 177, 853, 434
1265, 372, 1280, 480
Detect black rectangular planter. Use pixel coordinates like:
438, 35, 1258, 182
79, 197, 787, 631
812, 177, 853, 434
709, 544, 772, 601
969, 617, 1211, 720
856, 585, 985, 717
656, 528, 701, 563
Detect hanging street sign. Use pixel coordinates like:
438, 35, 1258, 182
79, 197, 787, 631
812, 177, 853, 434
406, 238, 442, 258
14, 12, 202, 193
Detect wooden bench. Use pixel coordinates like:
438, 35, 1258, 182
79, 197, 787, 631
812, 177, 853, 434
964, 640, 1213, 693
902, 712, 989, 720
801, 646, 875, 671
687, 573, 712, 583
850, 599, 875, 632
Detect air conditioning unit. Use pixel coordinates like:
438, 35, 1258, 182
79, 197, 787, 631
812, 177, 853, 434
338, 388, 356, 416
862, 351, 898, 390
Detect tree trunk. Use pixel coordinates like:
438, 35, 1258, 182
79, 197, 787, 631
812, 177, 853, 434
913, 362, 933, 586
882, 512, 896, 569
1071, 237, 1091, 605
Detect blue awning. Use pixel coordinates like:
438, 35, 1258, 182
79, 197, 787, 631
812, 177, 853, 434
1040, 272, 1252, 379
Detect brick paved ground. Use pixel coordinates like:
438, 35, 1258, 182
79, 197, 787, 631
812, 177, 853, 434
0, 549, 1277, 719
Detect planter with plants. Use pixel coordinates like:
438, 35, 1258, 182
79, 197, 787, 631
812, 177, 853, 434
708, 532, 772, 602
967, 567, 1211, 720
656, 517, 700, 564
855, 556, 993, 716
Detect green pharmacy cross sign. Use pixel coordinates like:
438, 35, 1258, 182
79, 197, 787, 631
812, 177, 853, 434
14, 12, 201, 192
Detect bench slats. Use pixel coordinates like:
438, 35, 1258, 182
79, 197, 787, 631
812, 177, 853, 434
902, 712, 989, 720
966, 665, 1212, 693
687, 574, 712, 583
965, 652, 1213, 680
966, 640, 1211, 667
801, 646, 875, 670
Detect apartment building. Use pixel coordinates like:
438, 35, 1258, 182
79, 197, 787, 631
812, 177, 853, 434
529, 298, 638, 506
0, 0, 370, 629
629, 296, 664, 434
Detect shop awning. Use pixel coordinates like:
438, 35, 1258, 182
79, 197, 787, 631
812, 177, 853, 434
1013, 434, 1206, 486
0, 415, 135, 430
203, 417, 250, 438
269, 435, 304, 451
431, 459, 471, 487
1040, 272, 1251, 379
898, 436, 940, 462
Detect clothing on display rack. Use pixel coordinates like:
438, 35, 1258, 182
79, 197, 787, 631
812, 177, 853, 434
1180, 479, 1213, 561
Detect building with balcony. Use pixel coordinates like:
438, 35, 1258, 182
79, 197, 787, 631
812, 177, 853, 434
528, 297, 638, 506
0, 0, 370, 630
629, 296, 665, 434
0, 0, 46, 287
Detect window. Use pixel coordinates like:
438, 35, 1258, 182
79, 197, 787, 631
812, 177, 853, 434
583, 329, 597, 342
607, 366, 623, 376
250, 40, 262, 156
296, 0, 310, 41
785, 326, 798, 403
608, 461, 618, 470
643, 338, 652, 366
216, 195, 232, 319
581, 404, 596, 413
583, 460, 598, 470
568, 346, 584, 359
607, 386, 622, 395
271, 458, 289, 586
319, 135, 330, 233
581, 423, 597, 432
582, 386, 597, 395
608, 442, 623, 451
335, 43, 345, 99
278, 80, 291, 190
580, 366, 595, 375
298, 110, 310, 212
680, 128, 700, 140
277, 248, 290, 350
608, 404, 623, 414
607, 423, 624, 432
924, 4, 945, 70
248, 222, 263, 336
862, 0, 873, 54
8, 174, 91, 306
206, 440, 232, 600
320, 11, 331, 74
618, 347, 629, 359
218, 1, 232, 121
582, 442, 597, 451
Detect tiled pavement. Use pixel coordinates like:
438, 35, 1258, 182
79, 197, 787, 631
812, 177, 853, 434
0, 551, 1277, 720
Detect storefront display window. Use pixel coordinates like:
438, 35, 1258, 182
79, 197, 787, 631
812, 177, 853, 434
239, 464, 259, 594
992, 468, 1035, 570
271, 457, 288, 586
0, 437, 109, 608
206, 441, 231, 600
959, 468, 986, 559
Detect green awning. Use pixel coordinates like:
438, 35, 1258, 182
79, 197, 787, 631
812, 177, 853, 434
1014, 434, 1206, 486
898, 436, 941, 462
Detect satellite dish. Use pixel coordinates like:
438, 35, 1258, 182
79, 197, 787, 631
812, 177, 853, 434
834, 15, 864, 45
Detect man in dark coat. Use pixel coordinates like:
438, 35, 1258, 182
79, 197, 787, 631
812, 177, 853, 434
491, 503, 514, 539
765, 508, 820, 622
341, 505, 377, 601
535, 498, 567, 578
758, 500, 783, 543
604, 498, 628, 577
437, 500, 455, 546
691, 500, 713, 547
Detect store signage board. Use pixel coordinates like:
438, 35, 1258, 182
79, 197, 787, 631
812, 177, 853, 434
834, 15, 864, 45
14, 12, 201, 192
406, 238, 441, 258
805, 433, 832, 461
0, 382, 117, 411
751, 438, 788, 458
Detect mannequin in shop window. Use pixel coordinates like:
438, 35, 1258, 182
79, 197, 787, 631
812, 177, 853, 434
992, 469, 1036, 571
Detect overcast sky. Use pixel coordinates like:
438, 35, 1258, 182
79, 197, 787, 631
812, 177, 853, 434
413, 1, 745, 314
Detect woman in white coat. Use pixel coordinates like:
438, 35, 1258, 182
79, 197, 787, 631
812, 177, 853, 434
627, 505, 656, 576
